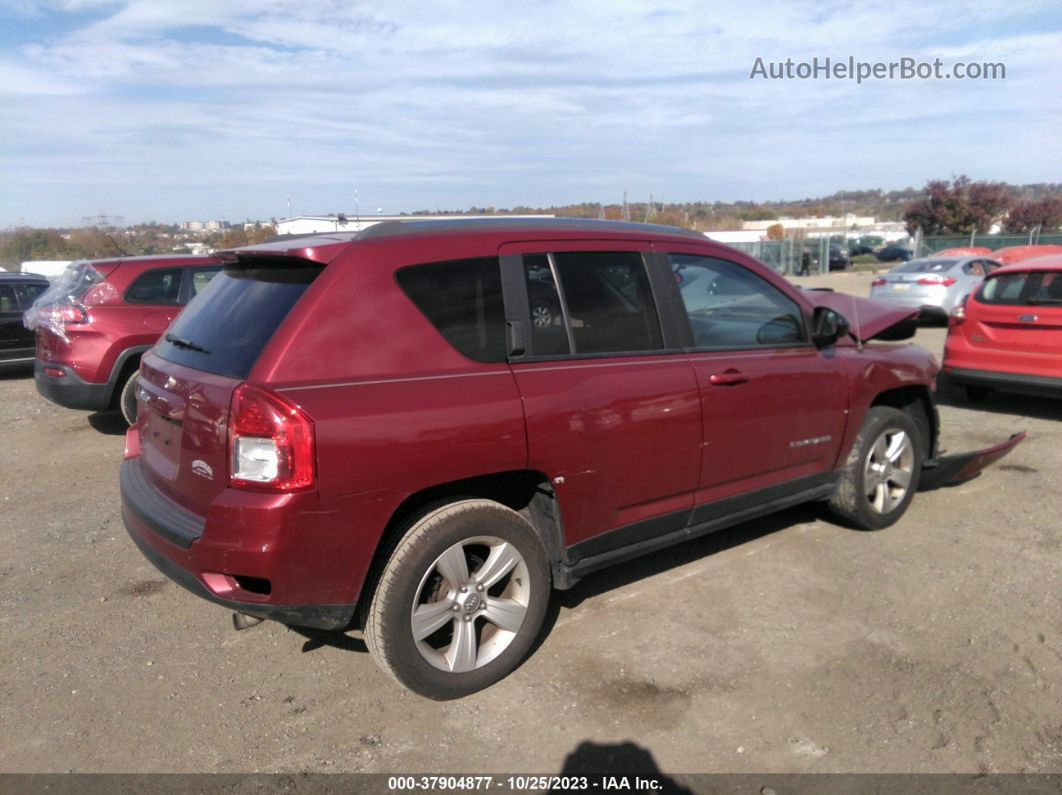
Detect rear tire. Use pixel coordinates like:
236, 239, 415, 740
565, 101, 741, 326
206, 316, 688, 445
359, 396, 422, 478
119, 371, 139, 426
829, 406, 922, 530
365, 499, 550, 699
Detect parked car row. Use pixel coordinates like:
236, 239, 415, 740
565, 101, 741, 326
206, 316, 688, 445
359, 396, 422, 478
7, 220, 1033, 699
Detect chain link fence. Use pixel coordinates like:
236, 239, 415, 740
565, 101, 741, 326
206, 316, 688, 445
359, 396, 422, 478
724, 238, 833, 275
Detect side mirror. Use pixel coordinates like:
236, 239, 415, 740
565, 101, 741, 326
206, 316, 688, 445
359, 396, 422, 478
811, 306, 850, 348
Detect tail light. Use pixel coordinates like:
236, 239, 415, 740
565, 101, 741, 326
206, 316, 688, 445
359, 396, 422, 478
916, 276, 957, 287
228, 383, 315, 492
870, 278, 886, 287
949, 295, 969, 326
55, 303, 88, 324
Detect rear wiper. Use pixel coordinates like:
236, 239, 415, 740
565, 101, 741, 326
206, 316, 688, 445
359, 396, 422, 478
164, 333, 210, 354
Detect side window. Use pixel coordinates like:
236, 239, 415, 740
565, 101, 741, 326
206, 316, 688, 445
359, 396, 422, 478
395, 257, 506, 363
15, 283, 48, 308
189, 267, 222, 298
670, 254, 806, 348
0, 285, 17, 313
124, 268, 183, 305
963, 261, 986, 277
524, 254, 570, 356
547, 251, 663, 355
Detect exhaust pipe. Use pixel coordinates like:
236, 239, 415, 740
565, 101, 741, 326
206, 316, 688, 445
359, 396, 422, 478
232, 612, 265, 631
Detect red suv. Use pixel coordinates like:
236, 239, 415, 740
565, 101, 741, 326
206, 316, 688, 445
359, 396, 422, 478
31, 254, 223, 423
943, 254, 1062, 400
120, 220, 1019, 698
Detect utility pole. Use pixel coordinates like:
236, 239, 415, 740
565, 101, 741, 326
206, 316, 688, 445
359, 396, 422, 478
287, 194, 293, 219
622, 190, 630, 222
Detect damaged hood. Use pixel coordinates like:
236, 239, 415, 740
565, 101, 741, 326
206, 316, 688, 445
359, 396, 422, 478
803, 290, 919, 343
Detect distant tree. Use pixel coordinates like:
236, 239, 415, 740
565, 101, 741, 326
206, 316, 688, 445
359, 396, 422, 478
902, 176, 1014, 235
1002, 197, 1062, 233
766, 223, 784, 240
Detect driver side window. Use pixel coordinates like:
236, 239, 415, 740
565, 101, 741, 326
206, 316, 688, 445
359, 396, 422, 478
670, 254, 806, 348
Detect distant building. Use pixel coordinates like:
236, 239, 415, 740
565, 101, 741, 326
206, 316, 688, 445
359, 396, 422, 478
274, 213, 554, 236
180, 220, 230, 232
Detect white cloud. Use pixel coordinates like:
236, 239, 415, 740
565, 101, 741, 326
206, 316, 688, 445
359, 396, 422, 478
2, 0, 1060, 225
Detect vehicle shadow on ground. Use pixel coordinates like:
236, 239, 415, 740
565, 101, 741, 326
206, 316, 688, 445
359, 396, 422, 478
88, 410, 128, 435
936, 375, 1062, 422
290, 626, 368, 654
536, 503, 823, 649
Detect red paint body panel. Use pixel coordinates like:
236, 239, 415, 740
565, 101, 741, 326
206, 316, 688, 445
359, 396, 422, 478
120, 221, 946, 621
944, 256, 1062, 386
990, 245, 1062, 265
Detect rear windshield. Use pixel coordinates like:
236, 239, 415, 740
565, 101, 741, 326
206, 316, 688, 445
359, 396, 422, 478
890, 260, 956, 273
976, 270, 1062, 306
155, 258, 323, 378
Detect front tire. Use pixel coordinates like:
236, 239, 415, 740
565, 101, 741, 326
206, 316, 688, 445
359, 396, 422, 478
829, 406, 923, 530
365, 500, 551, 699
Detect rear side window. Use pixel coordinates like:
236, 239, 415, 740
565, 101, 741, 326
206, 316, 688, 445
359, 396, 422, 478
396, 257, 505, 363
189, 266, 222, 298
155, 259, 323, 378
15, 283, 49, 308
125, 268, 182, 305
977, 271, 1062, 306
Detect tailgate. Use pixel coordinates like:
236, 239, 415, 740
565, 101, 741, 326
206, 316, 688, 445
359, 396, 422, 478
137, 352, 240, 514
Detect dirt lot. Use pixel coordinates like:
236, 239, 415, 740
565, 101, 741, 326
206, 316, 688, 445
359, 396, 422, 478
1, 270, 1060, 775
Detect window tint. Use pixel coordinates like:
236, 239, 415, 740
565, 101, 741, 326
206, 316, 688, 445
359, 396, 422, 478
977, 271, 1062, 306
15, 283, 49, 308
190, 266, 222, 297
396, 257, 505, 363
892, 259, 955, 273
671, 254, 805, 348
0, 285, 17, 313
524, 254, 569, 356
550, 251, 663, 354
156, 259, 323, 378
125, 268, 182, 305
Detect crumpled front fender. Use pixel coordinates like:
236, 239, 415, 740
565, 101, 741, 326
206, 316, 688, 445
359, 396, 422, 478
919, 432, 1026, 491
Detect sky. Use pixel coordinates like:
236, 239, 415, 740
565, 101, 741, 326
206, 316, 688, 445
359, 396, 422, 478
1, 0, 1061, 227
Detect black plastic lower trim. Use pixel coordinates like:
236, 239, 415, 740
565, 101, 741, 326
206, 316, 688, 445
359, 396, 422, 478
120, 457, 204, 549
35, 360, 113, 410
946, 367, 1062, 397
125, 522, 356, 631
565, 471, 838, 579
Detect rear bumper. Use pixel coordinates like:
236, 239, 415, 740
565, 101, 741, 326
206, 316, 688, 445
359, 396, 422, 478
34, 360, 113, 410
120, 456, 358, 630
945, 367, 1062, 398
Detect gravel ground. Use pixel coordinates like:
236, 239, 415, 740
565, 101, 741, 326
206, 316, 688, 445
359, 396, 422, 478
1, 270, 1059, 775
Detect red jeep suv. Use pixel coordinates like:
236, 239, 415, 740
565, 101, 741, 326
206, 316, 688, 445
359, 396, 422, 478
120, 220, 1019, 698
31, 254, 223, 423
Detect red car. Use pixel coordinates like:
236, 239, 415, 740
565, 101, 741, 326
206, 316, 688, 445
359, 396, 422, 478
119, 220, 1020, 698
944, 254, 1062, 400
31, 254, 223, 423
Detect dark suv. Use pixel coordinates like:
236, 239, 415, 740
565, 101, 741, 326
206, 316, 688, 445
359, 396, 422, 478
30, 255, 222, 423
1, 271, 49, 371
120, 219, 1020, 699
